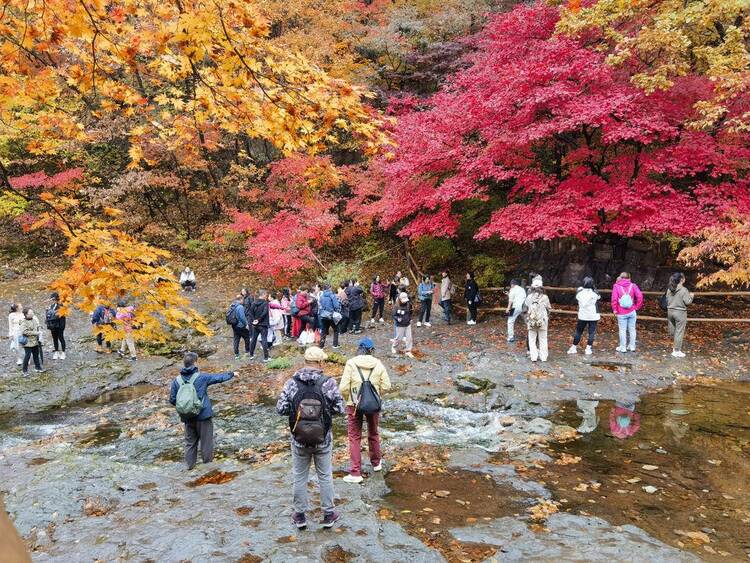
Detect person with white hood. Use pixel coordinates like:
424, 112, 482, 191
505, 279, 526, 343
568, 276, 601, 355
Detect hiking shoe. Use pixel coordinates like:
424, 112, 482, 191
567, 345, 577, 354
291, 512, 307, 529
129, 357, 137, 362
615, 347, 627, 353
425, 322, 431, 327
373, 463, 383, 472
671, 350, 686, 358
321, 511, 341, 528
343, 474, 363, 484
585, 346, 593, 355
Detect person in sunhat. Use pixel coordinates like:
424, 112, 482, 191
339, 337, 392, 484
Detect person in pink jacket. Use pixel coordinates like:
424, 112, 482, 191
610, 272, 644, 353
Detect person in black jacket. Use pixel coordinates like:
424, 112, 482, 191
346, 279, 365, 334
464, 272, 479, 325
46, 292, 67, 360
248, 289, 271, 362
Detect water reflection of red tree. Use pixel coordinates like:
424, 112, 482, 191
609, 406, 641, 439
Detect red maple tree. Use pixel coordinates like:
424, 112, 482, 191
378, 3, 750, 243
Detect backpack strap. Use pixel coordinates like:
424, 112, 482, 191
355, 365, 373, 383
179, 372, 200, 386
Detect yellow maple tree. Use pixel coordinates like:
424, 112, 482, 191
556, 0, 750, 130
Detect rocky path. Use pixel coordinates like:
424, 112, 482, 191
1, 273, 747, 561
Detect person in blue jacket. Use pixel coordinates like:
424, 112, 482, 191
169, 352, 237, 469
229, 295, 250, 360
318, 283, 341, 349
91, 303, 116, 354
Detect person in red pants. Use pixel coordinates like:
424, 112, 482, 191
338, 337, 391, 483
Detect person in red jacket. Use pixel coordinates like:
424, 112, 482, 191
369, 275, 386, 324
610, 272, 644, 353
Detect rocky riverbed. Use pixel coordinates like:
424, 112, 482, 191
1, 274, 748, 561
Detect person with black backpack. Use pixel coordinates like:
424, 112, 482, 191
345, 279, 365, 334
169, 352, 237, 470
226, 295, 250, 360
276, 346, 345, 530
339, 337, 391, 484
46, 292, 67, 360
248, 289, 271, 362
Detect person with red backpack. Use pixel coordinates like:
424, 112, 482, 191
276, 346, 345, 530
610, 272, 644, 353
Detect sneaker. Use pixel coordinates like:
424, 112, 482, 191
390, 347, 397, 355
248, 356, 255, 361
405, 352, 414, 358
291, 512, 307, 529
234, 354, 241, 360
506, 337, 515, 343
321, 511, 341, 529
615, 347, 627, 353
343, 474, 363, 484
52, 351, 59, 360
373, 463, 383, 472
263, 358, 271, 363
117, 350, 125, 358
627, 346, 636, 352
332, 345, 340, 349
378, 318, 384, 323
671, 350, 686, 358
354, 330, 362, 335
34, 368, 45, 373
417, 321, 422, 327
22, 371, 29, 377
425, 322, 431, 327
585, 346, 593, 355
60, 352, 66, 360
129, 356, 137, 362
16, 359, 22, 366
567, 345, 577, 354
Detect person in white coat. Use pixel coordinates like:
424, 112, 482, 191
8, 303, 24, 365
523, 279, 551, 362
505, 279, 526, 343
568, 277, 601, 355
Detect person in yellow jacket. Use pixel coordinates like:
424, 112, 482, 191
339, 337, 391, 484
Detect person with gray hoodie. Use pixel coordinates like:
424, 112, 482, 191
666, 272, 694, 358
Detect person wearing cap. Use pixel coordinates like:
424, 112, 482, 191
339, 337, 391, 484
46, 292, 67, 360
276, 346, 345, 530
523, 277, 551, 362
392, 292, 414, 358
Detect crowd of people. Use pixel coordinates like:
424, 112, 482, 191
6, 267, 696, 376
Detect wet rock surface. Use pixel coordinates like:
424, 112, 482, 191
2, 276, 749, 561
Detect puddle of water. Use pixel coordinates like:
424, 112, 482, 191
543, 382, 750, 560
186, 469, 241, 487
383, 468, 527, 562
78, 422, 122, 447
87, 384, 161, 405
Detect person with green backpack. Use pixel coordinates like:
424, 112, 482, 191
523, 278, 551, 362
339, 337, 391, 484
169, 352, 237, 470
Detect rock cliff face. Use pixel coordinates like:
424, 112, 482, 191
518, 236, 691, 292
